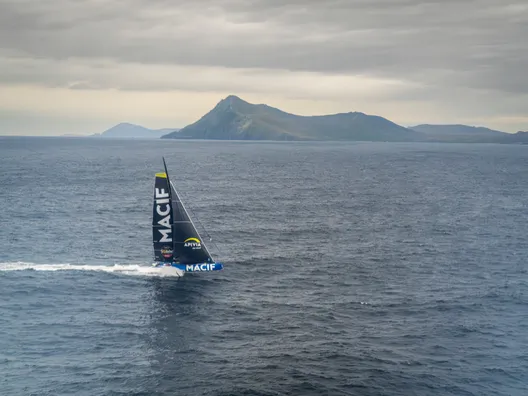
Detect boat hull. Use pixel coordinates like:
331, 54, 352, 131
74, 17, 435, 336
153, 262, 224, 272
153, 265, 185, 277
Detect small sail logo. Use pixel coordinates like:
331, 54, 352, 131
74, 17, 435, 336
160, 246, 173, 258
184, 237, 202, 250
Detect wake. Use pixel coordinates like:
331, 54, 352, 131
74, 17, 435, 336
0, 261, 184, 278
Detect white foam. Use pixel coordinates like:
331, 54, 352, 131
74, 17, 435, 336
0, 261, 184, 278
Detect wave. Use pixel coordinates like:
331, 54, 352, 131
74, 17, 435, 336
0, 261, 184, 278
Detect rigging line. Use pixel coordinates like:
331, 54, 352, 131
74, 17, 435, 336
179, 190, 224, 257
188, 204, 223, 256
170, 181, 223, 259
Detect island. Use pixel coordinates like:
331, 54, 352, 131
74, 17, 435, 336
95, 96, 526, 144
93, 123, 179, 139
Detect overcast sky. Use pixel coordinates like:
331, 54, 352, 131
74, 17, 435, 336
1, 0, 527, 135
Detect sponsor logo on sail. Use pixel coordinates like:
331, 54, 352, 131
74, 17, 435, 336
155, 187, 172, 242
160, 246, 173, 259
184, 237, 202, 250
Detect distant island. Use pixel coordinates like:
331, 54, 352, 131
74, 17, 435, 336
408, 124, 512, 143
97, 95, 527, 144
92, 123, 179, 139
407, 125, 527, 144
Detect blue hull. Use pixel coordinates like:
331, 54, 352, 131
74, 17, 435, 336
153, 262, 224, 272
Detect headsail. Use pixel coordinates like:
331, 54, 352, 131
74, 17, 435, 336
153, 157, 214, 265
169, 180, 214, 264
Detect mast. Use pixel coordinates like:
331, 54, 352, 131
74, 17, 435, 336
162, 157, 171, 194
161, 156, 176, 259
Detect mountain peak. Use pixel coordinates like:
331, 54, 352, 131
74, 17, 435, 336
162, 95, 422, 141
223, 94, 242, 101
212, 94, 253, 113
219, 95, 247, 105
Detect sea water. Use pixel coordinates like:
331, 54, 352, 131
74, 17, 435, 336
1, 137, 527, 395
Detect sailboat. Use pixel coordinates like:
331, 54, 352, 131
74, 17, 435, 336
151, 157, 224, 274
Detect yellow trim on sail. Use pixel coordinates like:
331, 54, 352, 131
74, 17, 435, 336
184, 237, 201, 243
155, 172, 167, 178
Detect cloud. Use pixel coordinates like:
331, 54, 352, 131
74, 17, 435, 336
2, 0, 527, 88
0, 56, 420, 100
0, 0, 527, 134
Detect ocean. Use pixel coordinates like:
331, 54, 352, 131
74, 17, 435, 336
0, 137, 526, 396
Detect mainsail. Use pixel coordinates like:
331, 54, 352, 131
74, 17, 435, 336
152, 170, 174, 263
152, 158, 214, 265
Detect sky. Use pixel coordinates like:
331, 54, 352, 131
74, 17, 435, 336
0, 0, 527, 135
